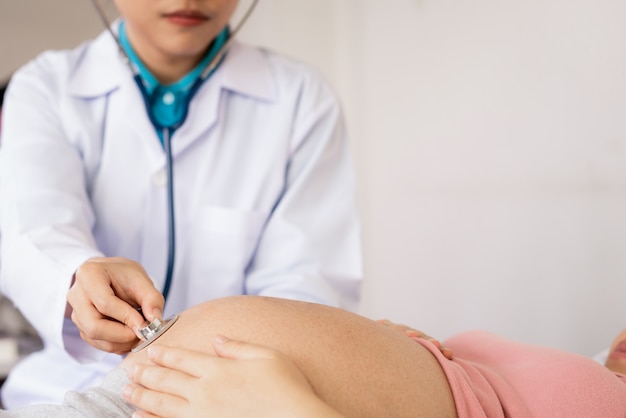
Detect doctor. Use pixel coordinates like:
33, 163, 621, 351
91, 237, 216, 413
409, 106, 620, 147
0, 0, 362, 408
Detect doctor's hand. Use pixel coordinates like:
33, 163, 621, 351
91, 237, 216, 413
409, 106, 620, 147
66, 257, 164, 354
123, 336, 346, 418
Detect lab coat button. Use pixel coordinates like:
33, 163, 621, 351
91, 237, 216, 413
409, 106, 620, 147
153, 169, 168, 187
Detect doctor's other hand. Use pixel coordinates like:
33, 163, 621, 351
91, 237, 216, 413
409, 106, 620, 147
123, 336, 346, 418
66, 257, 164, 354
376, 319, 453, 360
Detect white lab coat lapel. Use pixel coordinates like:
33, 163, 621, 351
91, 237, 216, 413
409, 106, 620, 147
218, 41, 277, 101
67, 30, 121, 99
67, 34, 277, 166
168, 76, 222, 157
113, 74, 166, 170
68, 29, 166, 172
171, 41, 277, 156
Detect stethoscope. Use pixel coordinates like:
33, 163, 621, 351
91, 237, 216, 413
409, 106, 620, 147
90, 0, 259, 301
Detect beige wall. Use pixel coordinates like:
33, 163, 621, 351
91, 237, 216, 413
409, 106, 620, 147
0, 0, 117, 81
3, 0, 626, 357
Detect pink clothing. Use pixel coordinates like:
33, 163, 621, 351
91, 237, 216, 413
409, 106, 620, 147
416, 331, 626, 418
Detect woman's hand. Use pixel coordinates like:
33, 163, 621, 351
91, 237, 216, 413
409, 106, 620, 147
376, 319, 453, 360
66, 257, 164, 354
123, 336, 345, 418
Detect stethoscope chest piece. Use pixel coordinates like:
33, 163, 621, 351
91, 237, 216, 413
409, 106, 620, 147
131, 314, 179, 353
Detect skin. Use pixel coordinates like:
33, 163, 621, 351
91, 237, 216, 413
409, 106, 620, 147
66, 257, 165, 354
123, 324, 449, 418
121, 298, 626, 418
113, 0, 239, 83
125, 338, 346, 418
606, 328, 626, 375
120, 296, 458, 418
376, 319, 454, 360
125, 331, 448, 418
66, 0, 239, 354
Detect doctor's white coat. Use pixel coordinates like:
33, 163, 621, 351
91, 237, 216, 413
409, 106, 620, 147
0, 28, 362, 407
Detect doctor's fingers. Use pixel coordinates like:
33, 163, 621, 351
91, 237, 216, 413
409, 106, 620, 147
72, 313, 139, 353
81, 333, 138, 355
77, 257, 165, 322
70, 282, 147, 332
79, 329, 137, 355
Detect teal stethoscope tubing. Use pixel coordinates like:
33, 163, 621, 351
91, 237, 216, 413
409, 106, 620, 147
90, 0, 260, 301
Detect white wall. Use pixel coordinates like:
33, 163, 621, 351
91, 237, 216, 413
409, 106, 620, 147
3, 0, 626, 357
240, 0, 626, 357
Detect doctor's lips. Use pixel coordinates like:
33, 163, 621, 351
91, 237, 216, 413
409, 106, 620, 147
163, 10, 210, 27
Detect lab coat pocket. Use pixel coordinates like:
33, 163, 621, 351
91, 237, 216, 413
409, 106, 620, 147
185, 205, 267, 299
